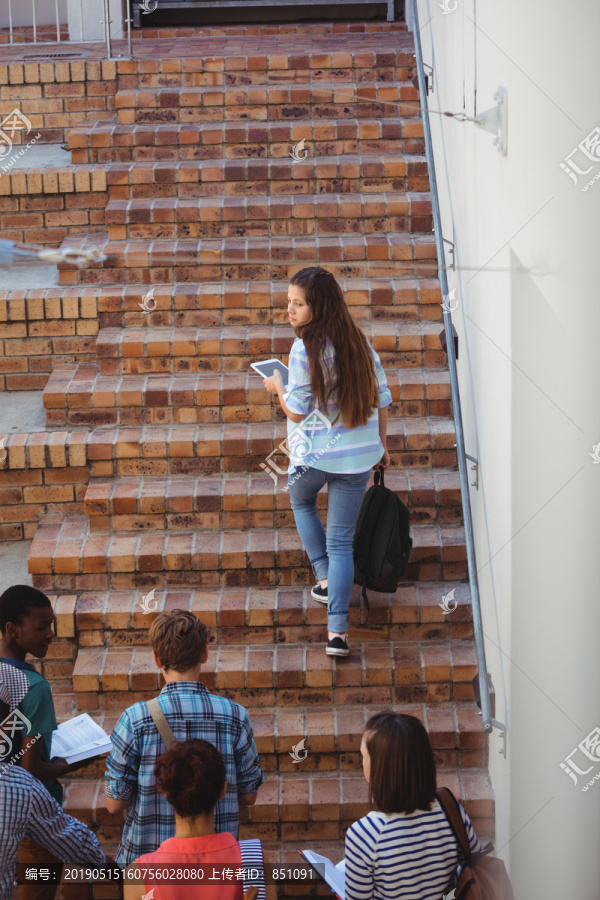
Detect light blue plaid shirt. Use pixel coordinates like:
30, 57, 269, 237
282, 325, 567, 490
283, 337, 392, 474
0, 765, 106, 898
104, 681, 264, 866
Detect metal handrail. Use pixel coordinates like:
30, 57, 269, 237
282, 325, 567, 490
3, 0, 132, 58
409, 0, 503, 736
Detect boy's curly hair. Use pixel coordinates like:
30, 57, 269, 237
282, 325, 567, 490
149, 609, 208, 672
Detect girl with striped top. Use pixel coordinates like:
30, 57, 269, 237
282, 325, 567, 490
124, 739, 273, 900
261, 266, 393, 658
345, 711, 482, 900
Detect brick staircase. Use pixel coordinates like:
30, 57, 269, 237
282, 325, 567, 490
11, 21, 491, 896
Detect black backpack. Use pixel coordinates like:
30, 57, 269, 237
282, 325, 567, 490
353, 466, 412, 616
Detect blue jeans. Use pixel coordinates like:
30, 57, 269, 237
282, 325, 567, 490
287, 466, 372, 634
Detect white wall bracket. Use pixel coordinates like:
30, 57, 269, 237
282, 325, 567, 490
453, 446, 479, 488
442, 237, 455, 270
465, 452, 479, 489
473, 86, 508, 156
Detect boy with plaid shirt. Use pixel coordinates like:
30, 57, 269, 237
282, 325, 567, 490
104, 610, 264, 865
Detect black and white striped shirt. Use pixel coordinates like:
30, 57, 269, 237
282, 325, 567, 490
240, 839, 266, 900
345, 799, 482, 900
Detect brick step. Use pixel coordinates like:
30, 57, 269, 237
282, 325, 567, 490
83, 468, 462, 533
0, 171, 108, 248
0, 293, 445, 392
134, 20, 407, 33
3, 417, 456, 480
84, 468, 462, 534
104, 191, 433, 241
0, 280, 443, 348
63, 768, 493, 844
67, 118, 424, 164
57, 232, 438, 286
95, 321, 446, 374
245, 767, 493, 847
0, 21, 408, 43
106, 153, 430, 197
114, 82, 420, 125
120, 18, 412, 35
56, 699, 484, 781
98, 276, 443, 326
67, 581, 471, 644
28, 513, 467, 591
129, 62, 410, 93
2, 155, 429, 205
42, 364, 453, 425
121, 44, 414, 91
71, 638, 478, 711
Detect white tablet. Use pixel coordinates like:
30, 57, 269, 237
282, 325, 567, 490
250, 358, 289, 388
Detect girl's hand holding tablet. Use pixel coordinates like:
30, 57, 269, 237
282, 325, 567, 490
262, 369, 284, 395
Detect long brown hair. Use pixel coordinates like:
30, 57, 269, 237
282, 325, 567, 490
288, 267, 379, 428
364, 711, 437, 814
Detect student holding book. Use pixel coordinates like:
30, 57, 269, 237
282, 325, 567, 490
0, 585, 99, 900
261, 266, 392, 658
344, 711, 483, 900
123, 739, 275, 900
0, 764, 112, 900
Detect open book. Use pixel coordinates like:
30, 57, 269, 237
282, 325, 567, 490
51, 713, 112, 764
297, 850, 345, 900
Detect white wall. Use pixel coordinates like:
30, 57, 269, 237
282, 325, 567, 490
410, 1, 600, 897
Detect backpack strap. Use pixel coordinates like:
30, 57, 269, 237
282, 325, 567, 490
361, 575, 371, 621
436, 787, 471, 860
146, 697, 176, 749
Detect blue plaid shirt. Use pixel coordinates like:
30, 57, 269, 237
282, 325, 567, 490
104, 681, 264, 866
0, 765, 106, 899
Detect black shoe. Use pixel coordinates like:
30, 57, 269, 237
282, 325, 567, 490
326, 636, 349, 657
310, 584, 328, 604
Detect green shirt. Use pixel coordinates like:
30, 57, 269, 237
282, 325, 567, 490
0, 658, 62, 805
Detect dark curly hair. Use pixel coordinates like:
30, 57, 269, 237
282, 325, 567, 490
0, 585, 52, 633
155, 739, 226, 819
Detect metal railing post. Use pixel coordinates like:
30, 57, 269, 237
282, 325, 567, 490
5, 0, 117, 47
126, 0, 133, 57
103, 0, 113, 59
8, 0, 14, 44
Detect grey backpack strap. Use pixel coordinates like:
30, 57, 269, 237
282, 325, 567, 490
146, 697, 176, 749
